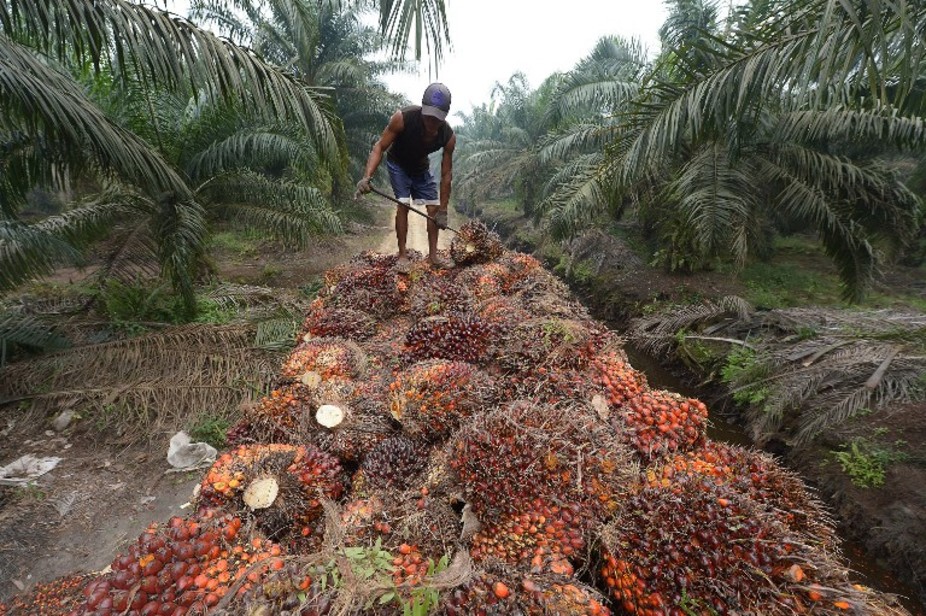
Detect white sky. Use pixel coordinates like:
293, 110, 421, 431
162, 1, 667, 124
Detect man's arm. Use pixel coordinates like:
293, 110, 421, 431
439, 132, 456, 211
362, 110, 404, 183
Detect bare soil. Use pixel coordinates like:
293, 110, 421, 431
0, 199, 463, 606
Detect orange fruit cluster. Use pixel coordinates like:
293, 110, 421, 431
470, 500, 585, 576
65, 510, 282, 616
591, 351, 649, 407
391, 543, 429, 586
620, 389, 707, 460
280, 338, 360, 381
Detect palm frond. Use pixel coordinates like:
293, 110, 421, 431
187, 129, 318, 181
0, 312, 69, 367
669, 143, 761, 264
0, 38, 193, 198
2, 0, 340, 161
378, 0, 451, 70
537, 124, 618, 164
536, 160, 610, 240
200, 170, 342, 243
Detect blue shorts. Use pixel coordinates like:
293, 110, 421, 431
386, 160, 439, 205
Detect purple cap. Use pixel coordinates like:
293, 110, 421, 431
421, 83, 451, 121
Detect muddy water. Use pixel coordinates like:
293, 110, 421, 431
623, 343, 926, 615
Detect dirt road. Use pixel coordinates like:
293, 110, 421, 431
373, 200, 463, 255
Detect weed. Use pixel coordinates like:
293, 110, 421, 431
318, 539, 448, 614
260, 263, 282, 283
300, 278, 324, 299
14, 483, 47, 503
719, 347, 771, 406
832, 439, 908, 488
188, 414, 231, 449
193, 297, 237, 325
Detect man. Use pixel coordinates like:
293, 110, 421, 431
355, 83, 456, 272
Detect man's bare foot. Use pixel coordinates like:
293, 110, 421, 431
427, 256, 454, 270
396, 255, 411, 273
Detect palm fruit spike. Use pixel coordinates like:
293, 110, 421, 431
402, 313, 493, 364
408, 276, 474, 318
65, 508, 284, 616
470, 498, 586, 576
198, 444, 345, 542
297, 306, 377, 342
442, 562, 611, 616
650, 441, 840, 552
359, 435, 429, 491
280, 336, 366, 382
591, 349, 649, 408
388, 359, 495, 442
616, 388, 708, 462
450, 401, 636, 520
449, 220, 504, 265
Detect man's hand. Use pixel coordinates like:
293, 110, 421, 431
353, 176, 372, 199
434, 208, 448, 230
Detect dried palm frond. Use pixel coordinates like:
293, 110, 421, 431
0, 323, 283, 440
628, 295, 753, 356
635, 299, 926, 445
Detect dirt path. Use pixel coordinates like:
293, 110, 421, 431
373, 201, 461, 256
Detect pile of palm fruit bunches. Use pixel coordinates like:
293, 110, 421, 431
3, 221, 912, 616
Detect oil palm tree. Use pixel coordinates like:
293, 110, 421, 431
1, 0, 344, 314
542, 0, 926, 301
188, 0, 405, 185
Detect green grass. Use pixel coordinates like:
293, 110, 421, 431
207, 230, 265, 258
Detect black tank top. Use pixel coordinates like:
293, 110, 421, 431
387, 106, 453, 174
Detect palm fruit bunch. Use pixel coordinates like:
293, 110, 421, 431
591, 349, 649, 408
442, 563, 611, 616
298, 306, 378, 341
615, 389, 708, 461
1, 574, 87, 615
450, 401, 636, 520
495, 252, 543, 294
599, 474, 824, 615
651, 441, 839, 551
388, 360, 494, 441
408, 276, 474, 318
475, 295, 531, 333
509, 368, 605, 406
449, 220, 504, 265
470, 499, 585, 576
280, 337, 366, 382
245, 383, 316, 444
198, 444, 346, 542
402, 313, 494, 364
225, 417, 265, 447
498, 318, 609, 376
324, 262, 404, 319
454, 261, 509, 300
65, 509, 284, 616
359, 435, 430, 491
329, 411, 395, 462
